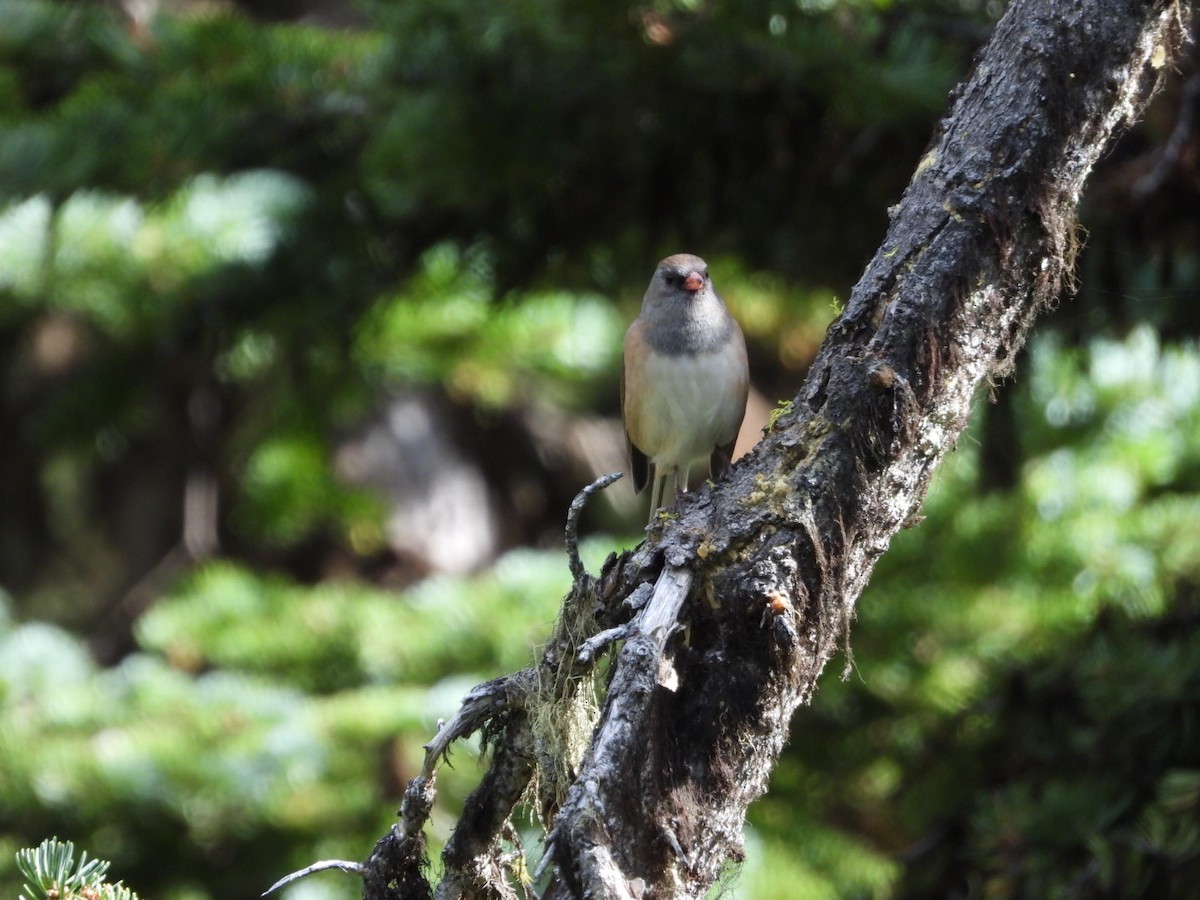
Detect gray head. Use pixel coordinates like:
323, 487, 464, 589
640, 253, 734, 354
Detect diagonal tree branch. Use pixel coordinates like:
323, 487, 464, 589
357, 0, 1191, 897
547, 0, 1189, 895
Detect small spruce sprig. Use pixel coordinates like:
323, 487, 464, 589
16, 838, 141, 900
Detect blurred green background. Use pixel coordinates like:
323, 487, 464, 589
2, 0, 1199, 897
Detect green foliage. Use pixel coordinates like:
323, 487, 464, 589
747, 327, 1200, 898
732, 827, 899, 900
361, 0, 972, 285
16, 838, 140, 900
6, 329, 1176, 900
0, 540, 620, 898
354, 242, 622, 408
0, 2, 377, 199
0, 0, 980, 618
897, 603, 1200, 897
0, 172, 311, 330
135, 545, 598, 690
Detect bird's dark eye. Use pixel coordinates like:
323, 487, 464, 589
664, 273, 676, 286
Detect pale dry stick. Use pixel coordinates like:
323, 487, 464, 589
262, 859, 364, 896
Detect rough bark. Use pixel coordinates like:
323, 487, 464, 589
358, 0, 1190, 897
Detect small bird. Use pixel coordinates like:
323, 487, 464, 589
621, 254, 749, 524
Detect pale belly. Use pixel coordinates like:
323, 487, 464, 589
631, 345, 745, 472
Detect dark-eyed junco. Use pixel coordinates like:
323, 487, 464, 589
621, 254, 749, 524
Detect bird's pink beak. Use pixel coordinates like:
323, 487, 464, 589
683, 272, 704, 292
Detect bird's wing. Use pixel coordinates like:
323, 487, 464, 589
710, 317, 750, 479
622, 320, 652, 494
